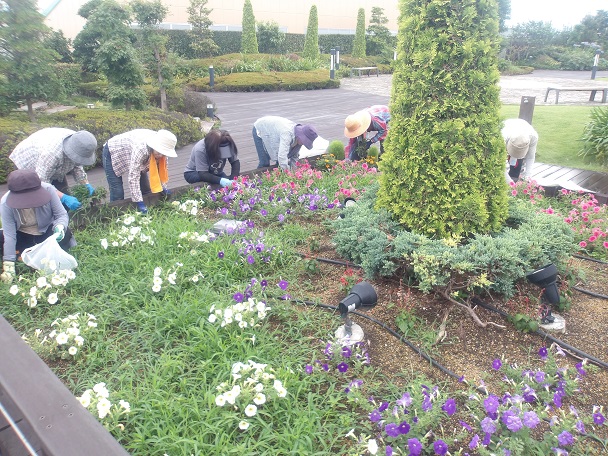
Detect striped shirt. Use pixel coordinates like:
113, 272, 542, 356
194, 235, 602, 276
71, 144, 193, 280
345, 105, 391, 156
106, 129, 155, 203
9, 128, 87, 184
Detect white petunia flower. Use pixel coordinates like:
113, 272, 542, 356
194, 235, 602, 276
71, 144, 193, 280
56, 333, 69, 345
68, 346, 78, 356
47, 293, 58, 305
215, 395, 226, 407
74, 335, 84, 346
9, 285, 19, 295
29, 286, 38, 297
101, 238, 108, 249
208, 314, 217, 323
36, 277, 48, 287
79, 391, 92, 408
154, 267, 162, 277
238, 420, 250, 430
152, 284, 162, 293
253, 393, 266, 405
244, 404, 257, 417
97, 398, 112, 419
87, 321, 98, 328
367, 439, 378, 455
119, 400, 130, 412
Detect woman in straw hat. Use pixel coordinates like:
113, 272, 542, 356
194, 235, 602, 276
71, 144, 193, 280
9, 127, 98, 211
501, 118, 538, 184
343, 105, 390, 161
102, 129, 177, 214
1, 169, 76, 283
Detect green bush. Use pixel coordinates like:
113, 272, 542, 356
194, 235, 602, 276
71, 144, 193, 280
54, 63, 83, 98
78, 81, 108, 98
302, 5, 319, 60
327, 140, 345, 160
580, 107, 608, 166
0, 109, 203, 183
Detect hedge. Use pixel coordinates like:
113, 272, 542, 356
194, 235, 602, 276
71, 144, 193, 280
0, 109, 203, 184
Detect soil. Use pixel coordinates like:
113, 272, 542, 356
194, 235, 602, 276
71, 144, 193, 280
293, 228, 608, 447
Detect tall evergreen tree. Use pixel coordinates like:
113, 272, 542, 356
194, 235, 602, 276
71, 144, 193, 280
0, 0, 61, 120
131, 0, 171, 111
376, 0, 508, 239
352, 8, 366, 58
241, 0, 258, 54
302, 5, 319, 60
187, 0, 218, 57
366, 6, 392, 56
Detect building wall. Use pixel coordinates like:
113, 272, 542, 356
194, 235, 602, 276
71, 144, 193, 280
43, 0, 399, 40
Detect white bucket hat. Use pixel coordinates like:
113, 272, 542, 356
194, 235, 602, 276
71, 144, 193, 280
63, 131, 97, 166
506, 134, 530, 159
147, 130, 177, 157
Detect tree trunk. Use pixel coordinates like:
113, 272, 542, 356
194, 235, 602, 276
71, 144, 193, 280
154, 46, 167, 111
26, 98, 36, 122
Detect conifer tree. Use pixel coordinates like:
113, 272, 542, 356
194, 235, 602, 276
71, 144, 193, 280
376, 0, 508, 238
187, 0, 218, 57
302, 5, 319, 60
241, 0, 259, 54
352, 8, 366, 58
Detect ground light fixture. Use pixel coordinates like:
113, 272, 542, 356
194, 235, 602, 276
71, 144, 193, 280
338, 197, 357, 219
526, 263, 560, 324
335, 282, 377, 344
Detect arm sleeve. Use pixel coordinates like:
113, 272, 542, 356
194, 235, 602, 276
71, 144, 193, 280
1, 203, 18, 261
277, 131, 293, 170
229, 159, 240, 179
345, 138, 356, 156
522, 135, 537, 180
198, 170, 222, 185
49, 189, 69, 227
129, 147, 147, 203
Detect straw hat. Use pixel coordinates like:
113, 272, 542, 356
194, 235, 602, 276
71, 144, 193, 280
6, 169, 52, 209
63, 131, 97, 166
344, 110, 372, 138
506, 134, 530, 159
147, 130, 177, 157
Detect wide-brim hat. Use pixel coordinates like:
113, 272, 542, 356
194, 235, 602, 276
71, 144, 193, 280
506, 134, 530, 159
294, 124, 318, 150
6, 169, 52, 209
63, 131, 97, 166
344, 110, 372, 138
147, 129, 177, 157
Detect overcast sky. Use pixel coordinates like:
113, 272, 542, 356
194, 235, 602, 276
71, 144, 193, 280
506, 0, 605, 29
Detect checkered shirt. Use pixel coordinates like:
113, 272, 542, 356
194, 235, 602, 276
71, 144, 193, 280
107, 129, 155, 202
9, 128, 87, 184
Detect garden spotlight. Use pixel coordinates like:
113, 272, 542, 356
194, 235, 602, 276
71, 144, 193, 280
526, 263, 559, 324
335, 282, 377, 344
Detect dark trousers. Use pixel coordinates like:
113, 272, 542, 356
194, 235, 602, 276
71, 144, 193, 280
509, 159, 523, 181
184, 170, 227, 185
0, 226, 74, 259
102, 144, 151, 201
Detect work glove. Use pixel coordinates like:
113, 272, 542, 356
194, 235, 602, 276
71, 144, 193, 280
219, 178, 233, 188
85, 183, 95, 196
136, 202, 148, 214
60, 194, 82, 211
1, 261, 15, 283
53, 224, 65, 242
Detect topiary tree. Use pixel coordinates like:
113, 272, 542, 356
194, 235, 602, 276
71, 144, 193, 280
302, 5, 319, 60
366, 6, 392, 57
352, 8, 366, 58
187, 0, 218, 58
241, 0, 258, 54
376, 0, 509, 239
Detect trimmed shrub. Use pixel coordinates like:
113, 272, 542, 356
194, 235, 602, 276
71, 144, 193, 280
241, 0, 258, 54
327, 140, 345, 160
302, 5, 320, 60
352, 8, 366, 58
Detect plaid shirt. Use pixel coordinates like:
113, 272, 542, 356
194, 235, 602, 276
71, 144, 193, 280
106, 129, 155, 202
345, 105, 391, 156
9, 128, 87, 184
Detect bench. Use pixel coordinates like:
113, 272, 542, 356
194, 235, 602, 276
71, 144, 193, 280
350, 66, 379, 77
544, 86, 608, 104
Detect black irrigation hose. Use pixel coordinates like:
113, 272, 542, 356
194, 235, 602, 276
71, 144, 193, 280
471, 297, 608, 371
572, 286, 608, 300
572, 254, 608, 265
296, 253, 363, 269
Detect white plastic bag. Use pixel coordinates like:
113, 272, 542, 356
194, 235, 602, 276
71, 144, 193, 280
22, 234, 78, 273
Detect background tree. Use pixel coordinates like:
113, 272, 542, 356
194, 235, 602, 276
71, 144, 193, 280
352, 8, 366, 58
569, 10, 608, 50
505, 21, 557, 62
131, 0, 171, 111
302, 5, 319, 60
377, 0, 508, 238
82, 0, 146, 110
257, 21, 285, 54
241, 0, 258, 54
45, 30, 74, 63
497, 0, 510, 33
0, 0, 61, 120
187, 0, 218, 58
366, 6, 392, 57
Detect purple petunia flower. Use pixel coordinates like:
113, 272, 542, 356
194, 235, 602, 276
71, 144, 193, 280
523, 411, 540, 428
278, 214, 285, 222
433, 439, 448, 456
469, 434, 480, 449
398, 421, 410, 435
557, 431, 574, 446
378, 401, 389, 412
554, 392, 563, 408
575, 420, 586, 434
233, 292, 244, 303
337, 362, 348, 373
484, 395, 500, 414
260, 279, 268, 288
385, 445, 393, 456
407, 438, 422, 456
421, 397, 432, 412
575, 362, 586, 376
396, 392, 412, 407
321, 363, 329, 371
247, 255, 255, 264
278, 279, 289, 290
460, 420, 472, 432
534, 371, 546, 383
218, 251, 225, 259
480, 417, 496, 434
492, 359, 502, 370
341, 346, 352, 358
552, 448, 569, 456
539, 346, 548, 359
502, 412, 523, 432
482, 432, 492, 446
369, 410, 382, 422
593, 412, 605, 425
260, 209, 268, 216
385, 423, 400, 438
442, 398, 457, 416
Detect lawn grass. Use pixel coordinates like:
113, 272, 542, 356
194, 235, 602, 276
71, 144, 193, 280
500, 104, 608, 173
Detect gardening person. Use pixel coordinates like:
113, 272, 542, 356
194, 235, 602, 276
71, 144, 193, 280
344, 105, 390, 161
252, 116, 318, 170
0, 170, 76, 283
102, 129, 177, 214
184, 129, 240, 187
502, 118, 538, 184
9, 127, 98, 211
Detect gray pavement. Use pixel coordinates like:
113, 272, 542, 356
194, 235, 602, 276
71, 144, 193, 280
2, 69, 607, 200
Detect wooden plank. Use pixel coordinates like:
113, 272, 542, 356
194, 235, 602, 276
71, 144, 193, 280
533, 165, 563, 179
0, 316, 130, 456
575, 172, 608, 191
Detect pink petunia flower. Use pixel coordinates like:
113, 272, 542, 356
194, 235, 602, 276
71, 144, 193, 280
579, 241, 587, 248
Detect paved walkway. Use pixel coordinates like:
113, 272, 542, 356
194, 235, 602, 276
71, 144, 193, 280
2, 70, 607, 200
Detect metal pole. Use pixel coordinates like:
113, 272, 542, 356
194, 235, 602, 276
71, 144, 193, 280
330, 48, 336, 80
335, 46, 340, 70
518, 96, 536, 125
209, 65, 214, 89
591, 50, 601, 80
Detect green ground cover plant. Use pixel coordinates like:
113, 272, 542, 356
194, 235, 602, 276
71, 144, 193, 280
2, 161, 608, 455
